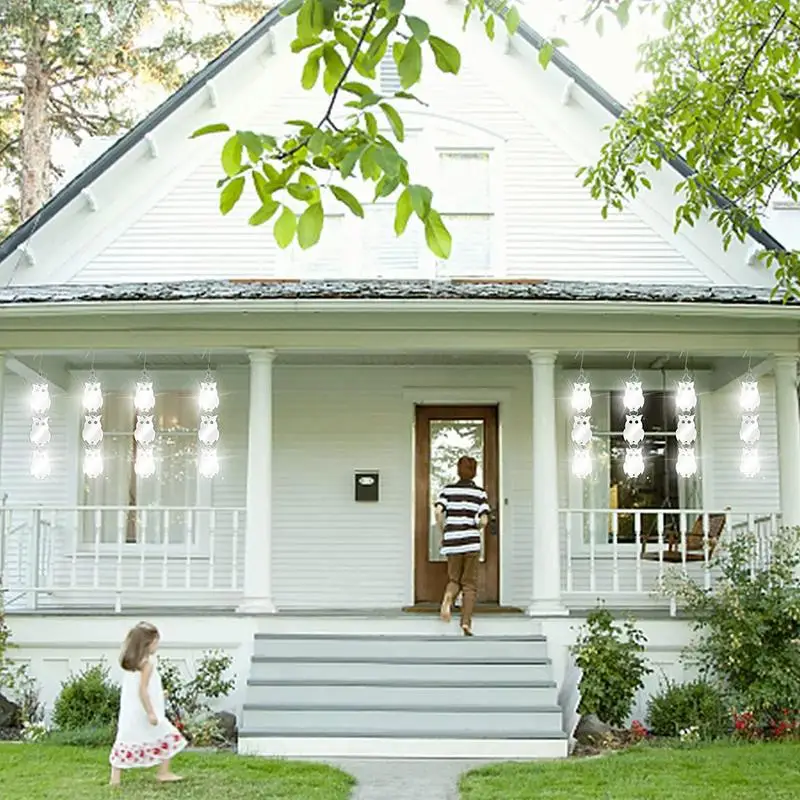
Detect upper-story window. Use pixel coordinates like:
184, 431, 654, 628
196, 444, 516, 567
433, 149, 495, 278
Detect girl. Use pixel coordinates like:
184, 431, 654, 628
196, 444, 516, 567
109, 622, 186, 786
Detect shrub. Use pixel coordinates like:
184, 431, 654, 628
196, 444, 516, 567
160, 650, 235, 740
646, 678, 729, 739
571, 607, 652, 727
183, 713, 226, 747
663, 525, 800, 724
44, 723, 116, 747
52, 663, 120, 731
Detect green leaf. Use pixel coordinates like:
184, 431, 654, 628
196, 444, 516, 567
330, 185, 365, 218
595, 14, 605, 36
297, 202, 324, 250
287, 182, 316, 201
365, 18, 399, 67
380, 103, 405, 142
538, 42, 555, 69
252, 171, 271, 204
405, 15, 430, 42
221, 135, 244, 177
484, 14, 495, 41
340, 145, 367, 178
274, 206, 297, 249
408, 184, 432, 218
388, 0, 406, 12
428, 36, 461, 75
280, 0, 303, 16
424, 210, 452, 259
249, 199, 280, 226
505, 6, 521, 36
374, 146, 401, 177
364, 111, 378, 139
397, 38, 423, 89
220, 176, 245, 215
302, 48, 323, 90
394, 188, 413, 235
374, 174, 401, 200
191, 123, 230, 139
291, 37, 322, 53
322, 45, 347, 94
237, 130, 263, 161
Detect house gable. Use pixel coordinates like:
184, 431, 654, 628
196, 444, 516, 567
0, 0, 778, 288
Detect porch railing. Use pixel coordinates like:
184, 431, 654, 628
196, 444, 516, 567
0, 505, 246, 612
560, 508, 782, 608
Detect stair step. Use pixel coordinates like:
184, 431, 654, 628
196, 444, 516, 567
240, 707, 565, 736
244, 680, 559, 707
248, 658, 553, 683
252, 634, 549, 660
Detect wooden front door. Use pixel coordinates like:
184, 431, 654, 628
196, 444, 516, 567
414, 405, 500, 604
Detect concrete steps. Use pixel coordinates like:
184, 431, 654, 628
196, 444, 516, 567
238, 631, 569, 759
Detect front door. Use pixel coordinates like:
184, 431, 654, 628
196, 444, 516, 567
414, 405, 500, 604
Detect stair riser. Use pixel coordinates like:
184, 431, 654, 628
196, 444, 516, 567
252, 638, 549, 661
249, 660, 553, 683
245, 683, 559, 707
241, 708, 565, 735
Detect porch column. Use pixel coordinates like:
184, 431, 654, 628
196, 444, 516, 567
773, 354, 800, 528
238, 349, 277, 613
528, 350, 567, 616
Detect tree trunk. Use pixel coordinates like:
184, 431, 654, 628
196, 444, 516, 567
19, 34, 51, 222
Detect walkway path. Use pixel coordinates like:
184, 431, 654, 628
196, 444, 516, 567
330, 759, 490, 800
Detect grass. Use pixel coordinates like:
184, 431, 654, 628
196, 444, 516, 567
460, 741, 800, 800
0, 743, 355, 800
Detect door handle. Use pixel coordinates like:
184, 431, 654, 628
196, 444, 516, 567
487, 508, 499, 537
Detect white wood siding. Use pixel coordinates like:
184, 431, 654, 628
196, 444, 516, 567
64, 32, 710, 286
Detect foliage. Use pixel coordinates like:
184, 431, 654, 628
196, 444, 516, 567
183, 713, 227, 748
571, 607, 652, 727
43, 722, 116, 747
577, 0, 800, 293
52, 663, 120, 731
199, 0, 527, 260
160, 650, 235, 735
646, 678, 729, 740
663, 525, 800, 723
0, 744, 356, 799
0, 0, 268, 230
460, 741, 800, 799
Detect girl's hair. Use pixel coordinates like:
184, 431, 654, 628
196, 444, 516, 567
457, 456, 478, 481
120, 621, 160, 671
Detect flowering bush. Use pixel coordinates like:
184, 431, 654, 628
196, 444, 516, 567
646, 678, 729, 740
679, 725, 701, 743
183, 713, 226, 747
662, 525, 800, 724
732, 710, 761, 741
630, 720, 649, 741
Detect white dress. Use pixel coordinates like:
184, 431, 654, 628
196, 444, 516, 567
109, 656, 187, 769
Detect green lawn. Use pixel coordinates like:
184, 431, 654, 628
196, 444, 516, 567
460, 741, 800, 800
0, 744, 355, 800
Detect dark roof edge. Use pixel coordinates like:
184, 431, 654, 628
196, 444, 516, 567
510, 16, 787, 253
0, 4, 287, 265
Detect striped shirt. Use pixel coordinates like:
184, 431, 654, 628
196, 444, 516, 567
435, 480, 490, 556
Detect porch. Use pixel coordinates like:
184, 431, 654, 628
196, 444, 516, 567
0, 293, 798, 618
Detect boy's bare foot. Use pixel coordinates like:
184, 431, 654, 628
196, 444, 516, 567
461, 623, 473, 637
440, 597, 452, 622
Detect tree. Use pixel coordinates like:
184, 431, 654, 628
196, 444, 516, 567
199, 0, 799, 291
0, 0, 268, 235
578, 0, 800, 293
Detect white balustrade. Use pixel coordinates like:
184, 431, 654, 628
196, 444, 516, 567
0, 505, 245, 611
559, 507, 782, 610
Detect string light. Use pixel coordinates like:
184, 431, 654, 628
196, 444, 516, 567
675, 368, 698, 478
134, 370, 156, 479
82, 372, 104, 478
30, 381, 51, 479
198, 371, 220, 479
570, 365, 593, 479
739, 371, 760, 477
622, 365, 645, 478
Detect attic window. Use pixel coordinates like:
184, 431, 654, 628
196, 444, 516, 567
379, 55, 402, 95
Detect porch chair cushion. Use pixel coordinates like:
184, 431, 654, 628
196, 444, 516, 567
640, 513, 726, 563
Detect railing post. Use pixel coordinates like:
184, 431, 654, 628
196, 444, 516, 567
28, 508, 41, 610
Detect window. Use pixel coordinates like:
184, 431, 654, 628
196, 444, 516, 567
433, 150, 494, 277
80, 392, 208, 546
576, 391, 702, 545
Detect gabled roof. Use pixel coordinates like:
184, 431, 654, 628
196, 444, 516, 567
0, 0, 786, 267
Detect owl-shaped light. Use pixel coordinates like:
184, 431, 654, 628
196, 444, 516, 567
82, 379, 103, 414
134, 379, 155, 413
197, 374, 220, 479
81, 373, 104, 478
199, 380, 219, 414
571, 447, 592, 479
570, 373, 592, 481
740, 448, 760, 478
198, 447, 219, 479
623, 380, 644, 412
84, 449, 104, 480
571, 379, 592, 414
739, 379, 760, 413
676, 380, 697, 413
676, 447, 697, 478
30, 382, 52, 479
134, 447, 156, 478
739, 375, 760, 477
674, 377, 697, 479
623, 447, 645, 478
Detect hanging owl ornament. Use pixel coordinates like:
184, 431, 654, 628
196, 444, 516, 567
623, 414, 645, 446
676, 414, 697, 446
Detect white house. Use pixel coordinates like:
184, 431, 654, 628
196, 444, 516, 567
0, 0, 798, 760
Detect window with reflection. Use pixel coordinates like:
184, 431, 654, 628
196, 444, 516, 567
578, 391, 701, 544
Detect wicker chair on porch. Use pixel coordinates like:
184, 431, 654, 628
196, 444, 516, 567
640, 513, 726, 563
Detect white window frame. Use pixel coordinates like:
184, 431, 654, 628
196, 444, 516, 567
561, 369, 711, 553
68, 369, 214, 555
